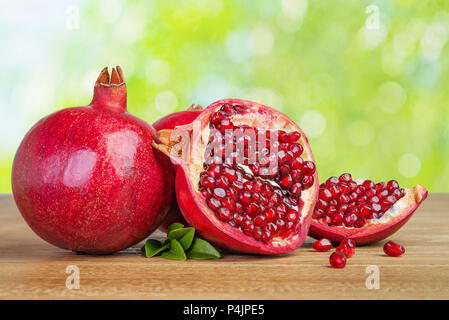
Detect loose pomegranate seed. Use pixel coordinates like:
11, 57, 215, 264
199, 104, 315, 243
341, 238, 356, 248
383, 240, 405, 257
336, 243, 355, 258
313, 173, 406, 228
312, 238, 332, 252
329, 251, 346, 268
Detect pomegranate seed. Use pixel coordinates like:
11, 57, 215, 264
326, 206, 337, 216
302, 161, 316, 175
289, 131, 301, 142
329, 185, 340, 198
289, 143, 303, 155
266, 222, 278, 233
339, 173, 352, 183
319, 188, 333, 202
386, 180, 399, 191
301, 175, 314, 188
261, 230, 272, 243
329, 252, 346, 268
338, 194, 350, 204
336, 241, 355, 258
290, 169, 304, 181
200, 175, 215, 188
383, 240, 405, 257
279, 174, 293, 188
313, 209, 324, 219
286, 209, 298, 222
331, 212, 344, 225
362, 180, 375, 189
264, 208, 277, 221
254, 215, 267, 227
321, 216, 332, 225
207, 198, 221, 210
348, 180, 358, 191
326, 176, 339, 186
312, 238, 332, 252
222, 198, 235, 210
239, 191, 252, 205
290, 183, 302, 196
247, 203, 260, 216
201, 188, 212, 199
206, 165, 221, 177
213, 188, 226, 199
215, 176, 229, 188
217, 207, 232, 221
341, 238, 356, 248
339, 183, 350, 194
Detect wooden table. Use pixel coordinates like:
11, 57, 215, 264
0, 193, 448, 300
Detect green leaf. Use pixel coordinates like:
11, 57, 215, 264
144, 239, 169, 258
161, 239, 187, 261
167, 222, 184, 233
186, 237, 221, 260
166, 227, 195, 250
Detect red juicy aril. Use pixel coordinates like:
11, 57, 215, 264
383, 240, 405, 257
11, 66, 173, 254
309, 173, 428, 245
153, 99, 318, 254
152, 105, 203, 232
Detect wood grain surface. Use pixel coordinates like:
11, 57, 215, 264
0, 193, 448, 300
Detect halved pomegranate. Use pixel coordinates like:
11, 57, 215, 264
309, 173, 428, 245
152, 105, 203, 232
153, 99, 318, 254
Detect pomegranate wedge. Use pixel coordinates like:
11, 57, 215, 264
309, 174, 428, 245
153, 99, 318, 254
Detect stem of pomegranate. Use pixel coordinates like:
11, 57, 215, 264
91, 66, 127, 113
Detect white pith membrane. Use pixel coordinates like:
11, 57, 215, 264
186, 102, 317, 247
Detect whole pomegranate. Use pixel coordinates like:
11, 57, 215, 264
152, 105, 203, 232
309, 173, 427, 245
11, 66, 173, 254
154, 99, 319, 254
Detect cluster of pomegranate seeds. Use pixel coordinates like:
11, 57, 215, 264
336, 238, 355, 258
383, 240, 405, 257
313, 238, 355, 268
198, 103, 316, 243
312, 238, 333, 252
313, 173, 406, 228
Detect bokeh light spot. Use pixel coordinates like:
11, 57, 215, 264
225, 29, 253, 62
277, 0, 308, 33
398, 153, 421, 178
155, 91, 178, 114
251, 25, 274, 56
377, 81, 407, 113
300, 110, 326, 138
146, 59, 171, 86
281, 0, 308, 20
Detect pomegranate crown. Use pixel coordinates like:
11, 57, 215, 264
91, 66, 127, 112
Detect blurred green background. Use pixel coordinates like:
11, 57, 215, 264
1, 0, 448, 193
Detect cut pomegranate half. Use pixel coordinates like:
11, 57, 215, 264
153, 99, 319, 254
309, 174, 428, 245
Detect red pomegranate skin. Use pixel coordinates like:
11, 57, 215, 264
11, 67, 173, 254
152, 107, 202, 232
